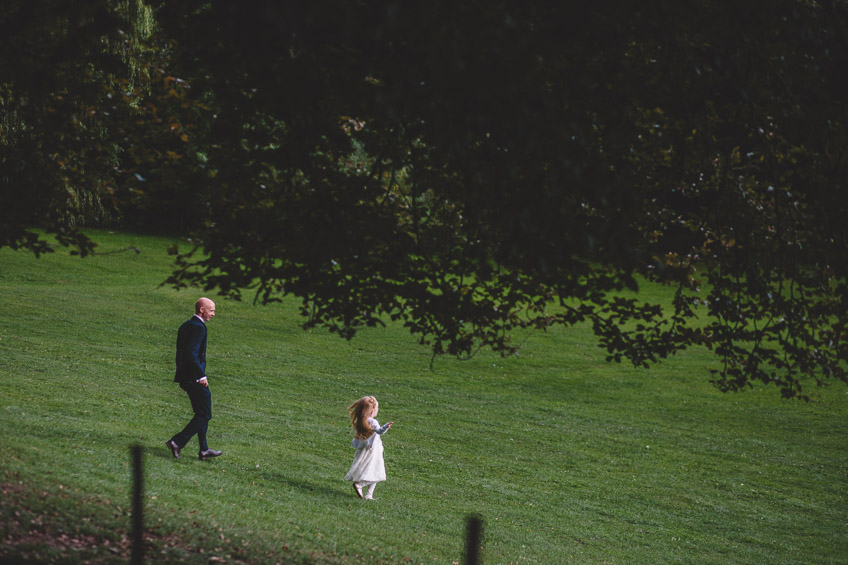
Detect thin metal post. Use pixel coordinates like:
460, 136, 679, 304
131, 444, 144, 565
465, 514, 483, 565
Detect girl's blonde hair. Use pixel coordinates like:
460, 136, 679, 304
348, 396, 378, 439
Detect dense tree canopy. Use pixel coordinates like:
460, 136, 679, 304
3, 0, 847, 397
1, 1, 122, 254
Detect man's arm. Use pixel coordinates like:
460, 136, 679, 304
181, 322, 207, 383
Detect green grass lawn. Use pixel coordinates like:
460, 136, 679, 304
1, 230, 846, 564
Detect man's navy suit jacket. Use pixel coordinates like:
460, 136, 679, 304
174, 316, 207, 384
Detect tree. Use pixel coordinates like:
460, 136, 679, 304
0, 0, 125, 255
4, 0, 848, 397
0, 0, 203, 255
151, 0, 848, 397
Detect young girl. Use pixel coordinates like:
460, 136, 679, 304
344, 396, 393, 500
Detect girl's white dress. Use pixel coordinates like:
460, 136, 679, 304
344, 417, 390, 483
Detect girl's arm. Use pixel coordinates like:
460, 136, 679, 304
368, 418, 393, 435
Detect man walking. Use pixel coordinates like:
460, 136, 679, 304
166, 297, 223, 461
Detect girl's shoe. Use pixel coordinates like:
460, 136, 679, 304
353, 483, 364, 498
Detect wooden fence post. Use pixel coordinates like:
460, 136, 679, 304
465, 514, 483, 565
131, 444, 144, 565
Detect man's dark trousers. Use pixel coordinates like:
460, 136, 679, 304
171, 381, 211, 451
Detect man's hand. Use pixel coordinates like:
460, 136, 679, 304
198, 376, 208, 387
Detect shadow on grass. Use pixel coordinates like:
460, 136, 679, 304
262, 471, 354, 502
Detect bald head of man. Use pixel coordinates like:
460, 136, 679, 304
195, 297, 216, 322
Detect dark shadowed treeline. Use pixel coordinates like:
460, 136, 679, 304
2, 0, 847, 396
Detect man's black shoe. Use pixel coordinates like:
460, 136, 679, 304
199, 449, 223, 460
165, 440, 181, 459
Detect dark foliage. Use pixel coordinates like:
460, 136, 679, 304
3, 0, 847, 396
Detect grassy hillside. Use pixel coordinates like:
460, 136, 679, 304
1, 230, 846, 564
